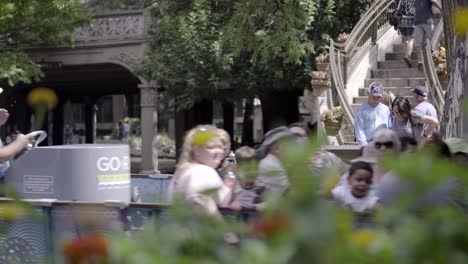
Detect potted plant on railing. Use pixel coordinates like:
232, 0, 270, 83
315, 53, 329, 72
436, 62, 448, 91
310, 71, 330, 96
321, 106, 344, 136
432, 46, 446, 64
336, 32, 348, 44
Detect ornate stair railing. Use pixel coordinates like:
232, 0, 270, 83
422, 19, 445, 118
329, 0, 396, 143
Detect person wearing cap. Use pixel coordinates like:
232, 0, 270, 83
412, 86, 438, 132
354, 82, 392, 145
256, 126, 292, 197
444, 137, 468, 165
391, 96, 439, 145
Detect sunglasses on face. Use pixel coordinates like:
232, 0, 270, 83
375, 141, 394, 149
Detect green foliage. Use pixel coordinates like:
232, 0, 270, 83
109, 137, 468, 263
142, 0, 373, 109
0, 0, 89, 86
0, 51, 43, 86
83, 0, 149, 13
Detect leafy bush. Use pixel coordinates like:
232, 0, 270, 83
105, 138, 468, 263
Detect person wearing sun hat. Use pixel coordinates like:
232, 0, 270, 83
256, 126, 294, 197
354, 82, 392, 145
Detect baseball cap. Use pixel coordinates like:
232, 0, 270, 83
411, 86, 429, 97
368, 82, 384, 97
444, 137, 468, 154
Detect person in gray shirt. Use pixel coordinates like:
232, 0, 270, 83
414, 0, 442, 70
412, 86, 438, 132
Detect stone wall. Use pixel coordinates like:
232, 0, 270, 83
441, 0, 468, 137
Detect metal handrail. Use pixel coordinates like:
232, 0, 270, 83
330, 40, 354, 125
422, 19, 445, 117
338, 0, 396, 78
328, 0, 395, 142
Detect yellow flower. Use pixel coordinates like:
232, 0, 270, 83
349, 230, 376, 247
440, 47, 446, 52
318, 173, 340, 198
0, 204, 28, 220
454, 8, 468, 37
27, 87, 58, 109
192, 129, 217, 146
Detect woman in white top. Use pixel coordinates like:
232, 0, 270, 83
169, 125, 232, 219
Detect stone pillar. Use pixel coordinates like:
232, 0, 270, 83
138, 81, 159, 174
85, 97, 98, 143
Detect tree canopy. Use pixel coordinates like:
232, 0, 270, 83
0, 0, 89, 86
141, 0, 372, 110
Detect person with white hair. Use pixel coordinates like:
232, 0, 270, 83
354, 82, 392, 145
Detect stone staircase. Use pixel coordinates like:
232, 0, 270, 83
351, 44, 426, 112
339, 43, 427, 144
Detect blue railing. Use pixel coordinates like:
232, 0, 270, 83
0, 197, 257, 263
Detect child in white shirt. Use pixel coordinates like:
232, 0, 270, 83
332, 161, 378, 213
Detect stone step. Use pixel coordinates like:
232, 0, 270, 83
393, 44, 405, 52
352, 104, 360, 113
371, 68, 425, 78
353, 95, 413, 104
385, 52, 418, 61
377, 60, 420, 69
358, 87, 413, 96
364, 78, 425, 87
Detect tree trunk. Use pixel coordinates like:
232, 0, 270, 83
260, 89, 301, 132
242, 98, 254, 146
222, 101, 234, 141
175, 100, 213, 160
440, 0, 468, 137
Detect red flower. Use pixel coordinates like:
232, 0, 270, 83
248, 213, 290, 237
63, 233, 108, 264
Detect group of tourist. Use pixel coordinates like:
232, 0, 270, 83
355, 81, 439, 147
167, 118, 467, 223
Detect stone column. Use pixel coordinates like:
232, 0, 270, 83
139, 81, 159, 174
85, 97, 98, 143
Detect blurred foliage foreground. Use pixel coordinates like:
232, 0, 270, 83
106, 139, 468, 264
1, 139, 467, 263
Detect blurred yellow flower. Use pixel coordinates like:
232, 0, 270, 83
454, 8, 468, 37
318, 173, 340, 198
349, 230, 376, 247
0, 204, 28, 220
27, 87, 58, 109
192, 130, 217, 147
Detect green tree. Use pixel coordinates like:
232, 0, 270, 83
0, 0, 89, 86
142, 0, 373, 130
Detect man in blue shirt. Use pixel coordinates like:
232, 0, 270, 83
354, 82, 392, 145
